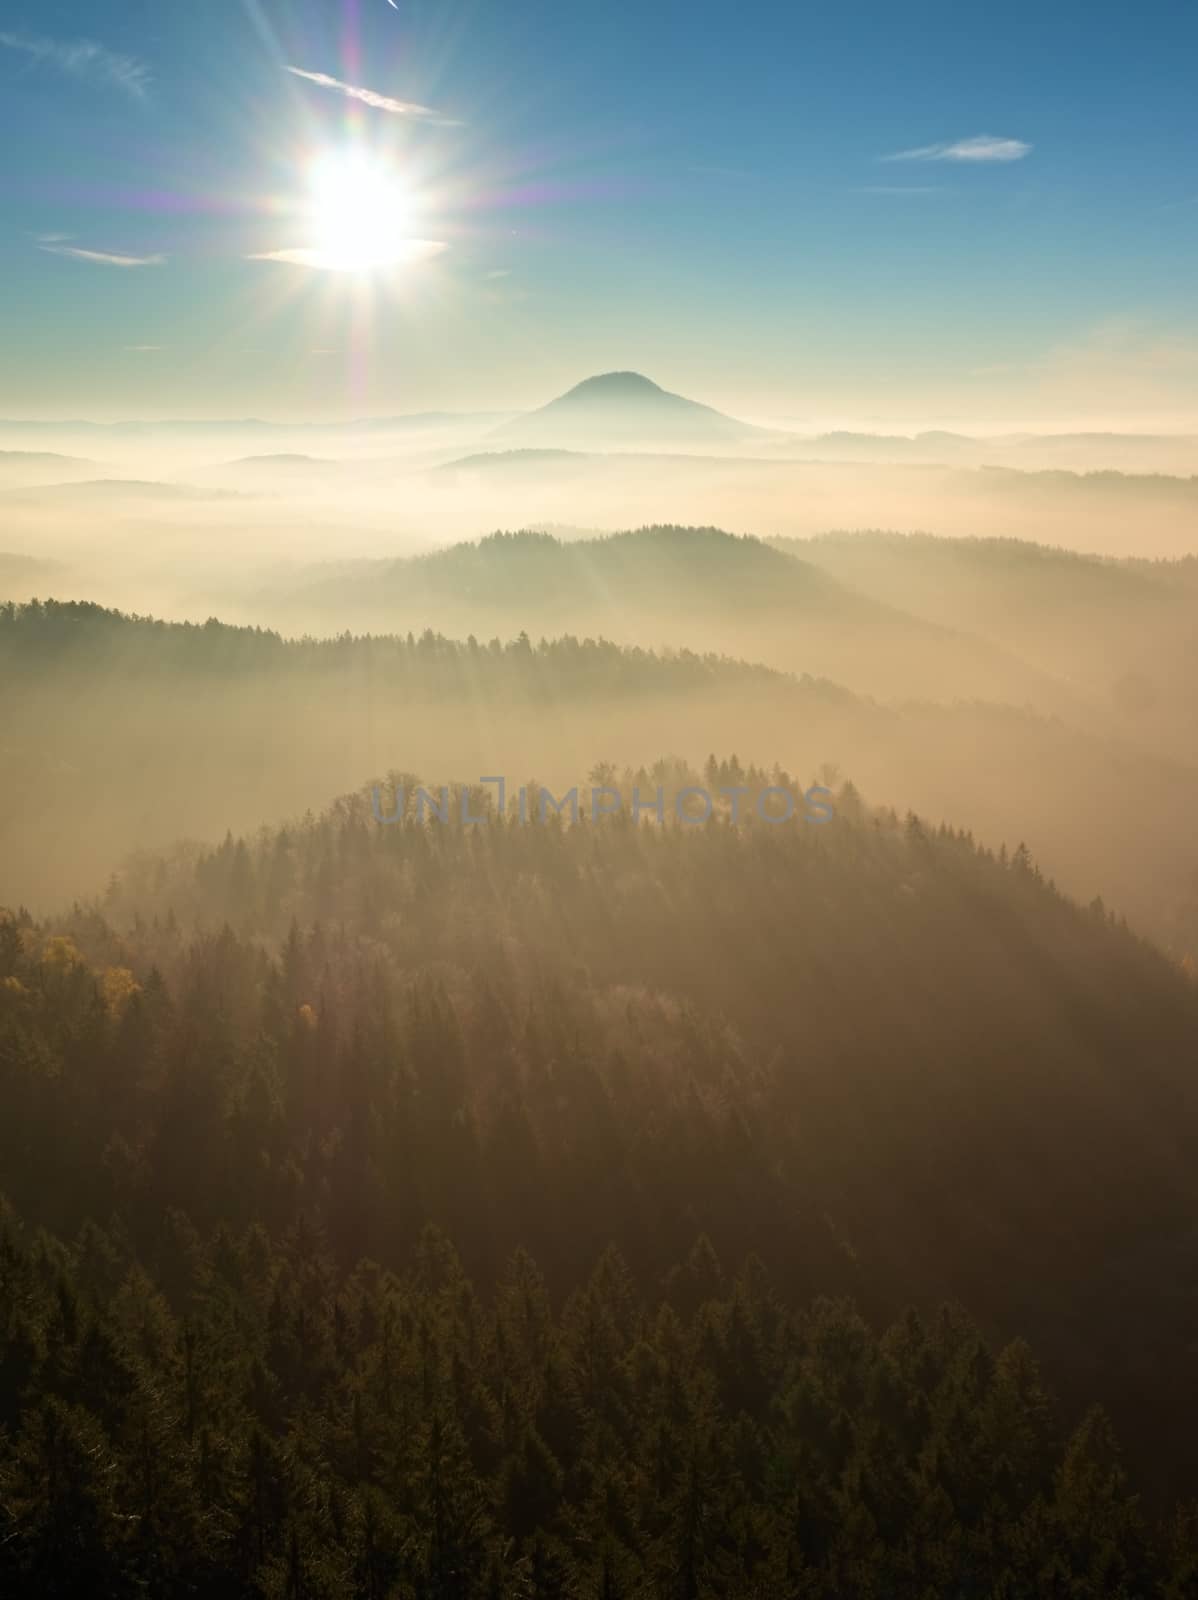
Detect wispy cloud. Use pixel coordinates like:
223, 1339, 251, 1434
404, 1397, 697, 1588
485, 268, 512, 279
884, 134, 1031, 164
124, 344, 164, 352
40, 244, 165, 268
0, 30, 149, 99
283, 66, 459, 124
248, 240, 447, 271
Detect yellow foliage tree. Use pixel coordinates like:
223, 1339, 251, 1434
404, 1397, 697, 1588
40, 935, 82, 972
102, 966, 142, 1018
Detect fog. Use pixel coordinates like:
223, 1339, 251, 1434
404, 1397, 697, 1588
3, 406, 1198, 607
2, 396, 1197, 965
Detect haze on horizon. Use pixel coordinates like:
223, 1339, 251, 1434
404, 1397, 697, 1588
10, 3, 1198, 1592
3, 0, 1198, 939
1, 0, 1197, 433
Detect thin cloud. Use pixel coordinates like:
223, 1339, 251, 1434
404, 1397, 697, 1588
124, 344, 164, 352
248, 240, 448, 271
283, 66, 459, 125
884, 135, 1031, 164
485, 268, 512, 279
41, 244, 165, 267
0, 30, 150, 99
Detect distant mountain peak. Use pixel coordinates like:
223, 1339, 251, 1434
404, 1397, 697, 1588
558, 371, 668, 400
493, 370, 768, 446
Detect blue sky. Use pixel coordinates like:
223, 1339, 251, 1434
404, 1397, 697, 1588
2, 0, 1196, 424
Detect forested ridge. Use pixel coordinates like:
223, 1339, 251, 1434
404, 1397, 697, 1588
4, 776, 1198, 1591
289, 526, 876, 620
6, 0, 1197, 1590
0, 597, 842, 698
8, 594, 1198, 961
1, 1200, 1189, 1598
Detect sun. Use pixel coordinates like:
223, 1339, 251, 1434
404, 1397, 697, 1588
303, 149, 424, 273
250, 145, 448, 274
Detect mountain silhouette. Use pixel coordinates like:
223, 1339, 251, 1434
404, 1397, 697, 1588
493, 370, 769, 448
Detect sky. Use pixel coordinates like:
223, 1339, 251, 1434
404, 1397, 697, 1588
2, 0, 1197, 427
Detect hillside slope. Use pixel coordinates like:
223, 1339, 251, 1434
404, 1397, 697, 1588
261, 525, 1071, 711
7, 783, 1198, 1497
3, 598, 1198, 951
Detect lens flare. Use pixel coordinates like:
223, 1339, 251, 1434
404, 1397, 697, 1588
307, 150, 414, 271
249, 148, 445, 273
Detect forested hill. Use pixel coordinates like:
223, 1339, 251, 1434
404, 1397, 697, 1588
0, 596, 834, 696
5, 779, 1198, 1513
0, 1201, 1180, 1598
8, 596, 1198, 957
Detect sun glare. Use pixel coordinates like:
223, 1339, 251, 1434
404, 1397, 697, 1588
303, 149, 423, 273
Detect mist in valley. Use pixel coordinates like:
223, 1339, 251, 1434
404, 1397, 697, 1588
3, 375, 1197, 961
10, 0, 1198, 1582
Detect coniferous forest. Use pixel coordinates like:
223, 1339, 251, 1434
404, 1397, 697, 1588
5, 773, 1198, 1594
6, 1, 1198, 1588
